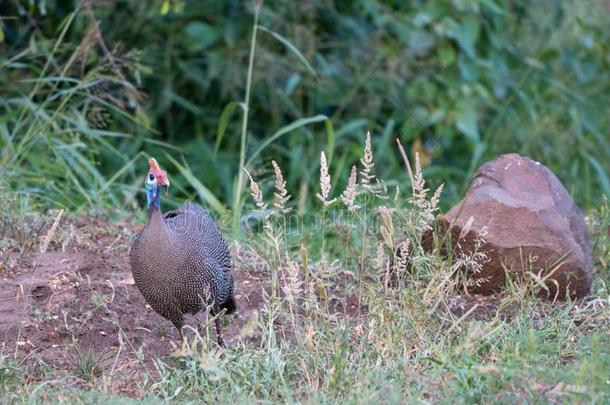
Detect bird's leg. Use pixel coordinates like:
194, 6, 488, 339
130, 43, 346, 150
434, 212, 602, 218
170, 316, 185, 340
214, 317, 225, 348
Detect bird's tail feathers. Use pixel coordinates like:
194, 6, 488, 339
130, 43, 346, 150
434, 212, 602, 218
219, 296, 236, 314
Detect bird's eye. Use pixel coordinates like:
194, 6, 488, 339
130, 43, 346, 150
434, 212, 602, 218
148, 173, 155, 181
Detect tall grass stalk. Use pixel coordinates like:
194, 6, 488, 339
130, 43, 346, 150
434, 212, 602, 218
13, 9, 78, 137
232, 0, 263, 233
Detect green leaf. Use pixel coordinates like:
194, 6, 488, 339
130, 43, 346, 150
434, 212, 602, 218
585, 155, 610, 197
160, 0, 170, 15
408, 30, 436, 56
99, 151, 146, 194
214, 101, 245, 155
439, 44, 456, 67
257, 25, 317, 76
325, 118, 335, 165
448, 16, 480, 57
167, 90, 204, 115
481, 0, 505, 14
455, 100, 479, 142
164, 153, 225, 214
246, 115, 328, 166
184, 22, 220, 52
336, 119, 369, 138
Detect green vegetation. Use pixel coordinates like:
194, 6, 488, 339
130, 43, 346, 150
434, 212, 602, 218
1, 0, 610, 403
1, 148, 609, 402
1, 0, 609, 221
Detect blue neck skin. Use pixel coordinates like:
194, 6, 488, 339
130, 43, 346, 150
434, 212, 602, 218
146, 183, 160, 212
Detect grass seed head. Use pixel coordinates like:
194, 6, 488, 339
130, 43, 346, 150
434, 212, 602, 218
272, 160, 292, 213
244, 168, 267, 210
316, 151, 336, 207
340, 165, 359, 212
360, 132, 376, 187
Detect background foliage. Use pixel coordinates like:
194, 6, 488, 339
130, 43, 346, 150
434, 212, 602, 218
1, 0, 609, 221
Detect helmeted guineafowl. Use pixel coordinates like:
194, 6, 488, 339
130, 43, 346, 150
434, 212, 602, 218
130, 157, 236, 346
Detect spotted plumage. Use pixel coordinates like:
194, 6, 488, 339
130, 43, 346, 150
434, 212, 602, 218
129, 158, 235, 345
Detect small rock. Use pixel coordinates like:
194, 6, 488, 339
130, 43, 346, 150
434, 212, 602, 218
423, 154, 593, 299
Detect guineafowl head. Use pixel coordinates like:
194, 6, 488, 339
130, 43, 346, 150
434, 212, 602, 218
145, 157, 169, 209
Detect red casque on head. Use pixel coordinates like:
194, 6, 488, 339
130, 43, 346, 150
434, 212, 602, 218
148, 157, 170, 187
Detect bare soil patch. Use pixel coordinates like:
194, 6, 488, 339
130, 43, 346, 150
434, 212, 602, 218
0, 217, 269, 396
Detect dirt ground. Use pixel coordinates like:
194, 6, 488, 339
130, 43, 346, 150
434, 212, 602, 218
0, 215, 504, 397
0, 216, 271, 395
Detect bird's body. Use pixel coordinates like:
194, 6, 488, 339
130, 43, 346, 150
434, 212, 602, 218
130, 159, 235, 345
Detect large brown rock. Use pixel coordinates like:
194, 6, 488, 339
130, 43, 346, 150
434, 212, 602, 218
424, 153, 593, 299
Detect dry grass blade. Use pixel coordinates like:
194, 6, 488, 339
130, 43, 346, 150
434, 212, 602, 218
396, 138, 415, 193
40, 209, 64, 253
446, 304, 480, 334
